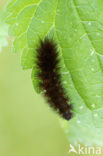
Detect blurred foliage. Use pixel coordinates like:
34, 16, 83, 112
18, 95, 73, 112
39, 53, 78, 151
0, 2, 8, 52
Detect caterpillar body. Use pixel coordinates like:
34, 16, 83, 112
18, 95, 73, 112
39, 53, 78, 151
36, 38, 72, 120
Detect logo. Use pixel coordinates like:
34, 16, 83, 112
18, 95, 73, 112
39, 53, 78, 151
68, 144, 102, 155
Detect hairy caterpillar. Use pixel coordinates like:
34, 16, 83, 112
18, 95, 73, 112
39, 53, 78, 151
36, 38, 72, 120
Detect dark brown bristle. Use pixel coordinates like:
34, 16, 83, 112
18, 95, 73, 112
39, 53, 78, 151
36, 38, 73, 120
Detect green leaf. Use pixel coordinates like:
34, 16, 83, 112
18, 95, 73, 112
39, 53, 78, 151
56, 0, 103, 146
6, 0, 58, 65
6, 0, 103, 146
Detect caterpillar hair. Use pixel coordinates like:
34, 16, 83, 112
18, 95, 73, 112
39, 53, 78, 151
36, 38, 72, 120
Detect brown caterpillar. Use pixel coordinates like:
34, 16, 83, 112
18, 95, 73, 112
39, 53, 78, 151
36, 38, 72, 120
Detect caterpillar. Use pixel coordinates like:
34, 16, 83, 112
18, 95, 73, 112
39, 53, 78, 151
36, 38, 72, 120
